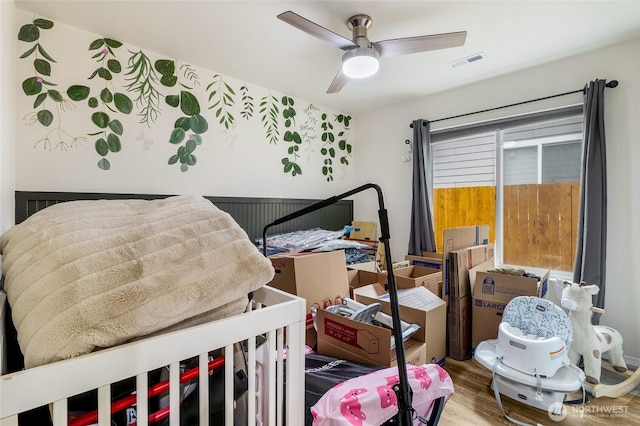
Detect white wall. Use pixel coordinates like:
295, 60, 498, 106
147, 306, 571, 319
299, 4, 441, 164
354, 37, 640, 361
0, 1, 16, 235
13, 9, 357, 201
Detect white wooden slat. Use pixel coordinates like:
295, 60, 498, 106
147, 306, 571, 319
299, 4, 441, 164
224, 345, 234, 426
136, 372, 149, 426
247, 335, 256, 426
51, 400, 67, 426
98, 384, 110, 425
267, 329, 276, 426
169, 362, 180, 425
198, 352, 209, 426
285, 316, 305, 425
276, 328, 284, 426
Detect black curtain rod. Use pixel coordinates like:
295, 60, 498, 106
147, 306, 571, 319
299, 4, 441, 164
410, 80, 619, 127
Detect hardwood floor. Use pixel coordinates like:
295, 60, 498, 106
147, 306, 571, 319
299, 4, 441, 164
438, 358, 640, 425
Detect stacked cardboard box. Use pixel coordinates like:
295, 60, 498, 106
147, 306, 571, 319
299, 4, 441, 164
469, 262, 550, 350
267, 250, 350, 347
447, 244, 494, 360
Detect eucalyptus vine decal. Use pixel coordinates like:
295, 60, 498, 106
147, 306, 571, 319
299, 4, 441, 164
320, 113, 353, 181
320, 113, 335, 181
259, 95, 279, 145
157, 59, 208, 172
17, 15, 355, 180
335, 114, 353, 166
125, 50, 163, 126
281, 96, 302, 176
240, 85, 254, 120
299, 104, 319, 161
207, 74, 236, 130
86, 37, 133, 170
19, 18, 89, 150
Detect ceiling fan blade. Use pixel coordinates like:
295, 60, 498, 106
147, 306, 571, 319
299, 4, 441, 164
278, 11, 357, 50
373, 31, 467, 58
327, 68, 349, 94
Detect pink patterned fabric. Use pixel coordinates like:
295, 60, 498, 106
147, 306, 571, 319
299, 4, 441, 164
311, 364, 454, 425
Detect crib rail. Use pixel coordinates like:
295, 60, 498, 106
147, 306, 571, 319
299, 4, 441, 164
0, 286, 306, 426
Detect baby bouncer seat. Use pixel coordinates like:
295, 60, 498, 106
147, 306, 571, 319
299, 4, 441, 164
474, 296, 585, 421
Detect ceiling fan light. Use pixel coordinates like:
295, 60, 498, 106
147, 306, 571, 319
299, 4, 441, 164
342, 47, 380, 79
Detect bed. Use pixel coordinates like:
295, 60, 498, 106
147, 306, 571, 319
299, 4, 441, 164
0, 191, 353, 426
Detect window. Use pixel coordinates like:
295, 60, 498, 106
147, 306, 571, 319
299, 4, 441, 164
430, 106, 582, 278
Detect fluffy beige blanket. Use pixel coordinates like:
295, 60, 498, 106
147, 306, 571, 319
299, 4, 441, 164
0, 195, 274, 368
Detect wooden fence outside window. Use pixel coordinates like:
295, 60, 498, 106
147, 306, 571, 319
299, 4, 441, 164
433, 182, 580, 272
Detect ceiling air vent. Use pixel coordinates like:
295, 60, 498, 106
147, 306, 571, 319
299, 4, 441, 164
448, 52, 486, 68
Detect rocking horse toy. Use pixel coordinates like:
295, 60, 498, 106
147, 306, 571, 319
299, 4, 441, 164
561, 281, 640, 398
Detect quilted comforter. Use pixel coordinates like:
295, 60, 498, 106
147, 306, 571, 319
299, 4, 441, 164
0, 195, 275, 368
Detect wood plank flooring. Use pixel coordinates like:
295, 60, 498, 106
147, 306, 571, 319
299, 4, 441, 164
438, 358, 639, 425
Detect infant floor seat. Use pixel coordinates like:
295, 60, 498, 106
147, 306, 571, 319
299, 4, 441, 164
475, 296, 585, 420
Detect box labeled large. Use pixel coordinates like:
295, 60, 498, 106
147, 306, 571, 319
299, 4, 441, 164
470, 262, 549, 349
267, 250, 349, 347
442, 226, 491, 303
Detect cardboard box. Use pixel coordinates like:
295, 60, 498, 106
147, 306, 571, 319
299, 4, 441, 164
449, 244, 494, 300
316, 308, 427, 367
442, 226, 491, 303
405, 251, 443, 270
267, 250, 349, 347
350, 221, 377, 241
470, 262, 550, 349
347, 261, 379, 297
354, 284, 446, 365
375, 266, 442, 298
448, 295, 472, 360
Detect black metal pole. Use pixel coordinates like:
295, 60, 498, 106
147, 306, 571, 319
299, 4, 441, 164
261, 183, 413, 425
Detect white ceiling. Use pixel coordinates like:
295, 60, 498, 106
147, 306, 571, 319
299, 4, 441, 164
15, 1, 640, 114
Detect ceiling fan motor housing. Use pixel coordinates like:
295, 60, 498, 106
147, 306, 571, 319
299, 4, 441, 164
348, 14, 374, 48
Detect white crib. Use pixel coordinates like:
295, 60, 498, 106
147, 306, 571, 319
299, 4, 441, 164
0, 286, 306, 426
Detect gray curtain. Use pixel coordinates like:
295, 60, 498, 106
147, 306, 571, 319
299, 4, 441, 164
573, 79, 608, 325
408, 119, 436, 255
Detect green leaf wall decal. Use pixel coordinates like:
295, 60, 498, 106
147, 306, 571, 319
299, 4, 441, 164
18, 24, 39, 42
189, 114, 208, 134
107, 133, 121, 152
33, 19, 54, 29
114, 93, 133, 114
95, 138, 109, 156
97, 158, 111, 170
107, 59, 122, 73
180, 91, 200, 115
91, 111, 110, 128
22, 77, 42, 95
67, 85, 90, 101
36, 110, 53, 126
47, 89, 62, 102
33, 93, 47, 108
33, 59, 51, 76
169, 128, 186, 144
108, 119, 124, 135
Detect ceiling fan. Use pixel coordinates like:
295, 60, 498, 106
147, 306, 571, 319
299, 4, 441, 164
277, 11, 467, 94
